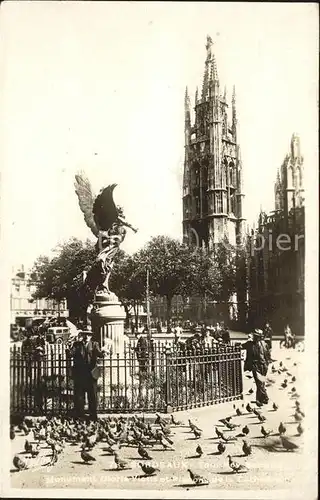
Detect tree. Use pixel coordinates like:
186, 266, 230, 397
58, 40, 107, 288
136, 236, 197, 331
109, 250, 146, 327
32, 238, 96, 321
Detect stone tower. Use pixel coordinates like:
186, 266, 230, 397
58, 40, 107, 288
274, 133, 304, 215
183, 36, 245, 249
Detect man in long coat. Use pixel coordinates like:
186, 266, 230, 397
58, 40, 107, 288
69, 332, 104, 421
241, 329, 271, 405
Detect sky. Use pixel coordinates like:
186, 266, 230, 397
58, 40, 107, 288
0, 1, 318, 270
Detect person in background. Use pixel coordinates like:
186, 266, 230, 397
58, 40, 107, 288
174, 324, 183, 344
263, 321, 273, 350
221, 325, 231, 344
69, 332, 105, 421
284, 324, 294, 348
241, 329, 271, 405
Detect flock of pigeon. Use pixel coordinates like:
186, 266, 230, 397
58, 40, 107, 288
11, 355, 304, 488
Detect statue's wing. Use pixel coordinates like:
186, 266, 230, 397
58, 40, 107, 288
74, 172, 99, 236
93, 183, 118, 231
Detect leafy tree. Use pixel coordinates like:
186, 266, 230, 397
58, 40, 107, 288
32, 238, 96, 321
136, 236, 197, 331
109, 250, 146, 328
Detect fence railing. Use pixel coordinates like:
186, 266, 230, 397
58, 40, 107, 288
10, 342, 243, 416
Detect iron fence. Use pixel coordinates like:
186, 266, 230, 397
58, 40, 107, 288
10, 342, 243, 416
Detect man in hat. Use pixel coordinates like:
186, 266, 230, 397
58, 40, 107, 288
241, 329, 271, 404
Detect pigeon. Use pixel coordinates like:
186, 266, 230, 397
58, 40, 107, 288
278, 422, 286, 435
193, 428, 202, 439
195, 444, 203, 457
253, 408, 261, 416
187, 468, 209, 486
48, 450, 58, 466
10, 426, 15, 440
155, 413, 167, 426
215, 427, 224, 439
30, 443, 40, 458
80, 449, 96, 463
281, 381, 288, 389
291, 376, 296, 382
217, 442, 226, 454
246, 403, 253, 413
291, 387, 297, 393
242, 440, 252, 456
227, 455, 248, 473
255, 401, 263, 408
242, 425, 250, 436
139, 462, 159, 475
261, 426, 272, 438
24, 439, 33, 454
297, 423, 303, 436
189, 420, 202, 432
294, 412, 303, 422
236, 408, 242, 416
13, 455, 28, 471
280, 435, 299, 451
219, 417, 232, 425
225, 421, 239, 430
114, 452, 130, 469
248, 388, 254, 394
170, 415, 183, 426
272, 403, 279, 411
257, 413, 266, 422
138, 444, 152, 460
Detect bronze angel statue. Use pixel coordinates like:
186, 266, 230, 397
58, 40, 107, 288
74, 172, 137, 299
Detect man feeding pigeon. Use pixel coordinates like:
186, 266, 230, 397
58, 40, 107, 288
241, 329, 271, 405
68, 331, 106, 421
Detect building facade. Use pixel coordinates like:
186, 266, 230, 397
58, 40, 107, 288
182, 36, 245, 249
247, 134, 305, 334
11, 265, 68, 326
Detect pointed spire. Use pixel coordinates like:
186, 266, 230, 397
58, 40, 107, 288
202, 35, 218, 99
195, 86, 199, 105
232, 85, 236, 105
223, 86, 227, 102
184, 86, 191, 124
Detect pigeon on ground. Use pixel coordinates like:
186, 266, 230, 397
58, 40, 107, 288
236, 408, 243, 416
217, 442, 226, 454
261, 426, 272, 438
242, 425, 250, 436
253, 408, 261, 416
246, 403, 253, 413
291, 376, 296, 382
297, 423, 303, 435
242, 440, 252, 456
248, 388, 254, 394
139, 462, 159, 475
30, 443, 40, 458
170, 415, 183, 426
13, 454, 28, 471
187, 468, 209, 486
272, 403, 279, 411
114, 452, 130, 469
255, 401, 263, 408
188, 420, 202, 432
257, 414, 266, 423
215, 427, 223, 439
294, 412, 303, 422
80, 449, 96, 463
228, 455, 248, 473
138, 444, 152, 460
195, 444, 203, 457
24, 439, 32, 454
10, 426, 15, 440
280, 435, 299, 452
225, 420, 240, 430
48, 450, 58, 466
193, 428, 202, 439
278, 422, 286, 435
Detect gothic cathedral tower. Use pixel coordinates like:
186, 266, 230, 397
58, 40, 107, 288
183, 36, 245, 249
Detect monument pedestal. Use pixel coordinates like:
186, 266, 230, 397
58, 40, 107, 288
90, 292, 129, 405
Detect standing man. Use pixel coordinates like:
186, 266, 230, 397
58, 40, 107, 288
241, 329, 271, 405
263, 321, 273, 350
69, 332, 105, 421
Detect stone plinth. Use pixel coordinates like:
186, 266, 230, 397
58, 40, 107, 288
90, 292, 126, 355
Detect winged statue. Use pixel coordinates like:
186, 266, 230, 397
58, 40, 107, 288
74, 172, 137, 299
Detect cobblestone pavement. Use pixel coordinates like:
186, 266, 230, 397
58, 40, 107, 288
10, 344, 315, 497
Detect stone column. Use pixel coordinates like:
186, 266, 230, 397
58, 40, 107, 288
89, 292, 129, 407
90, 292, 126, 353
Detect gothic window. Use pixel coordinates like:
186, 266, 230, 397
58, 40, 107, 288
287, 166, 294, 188
215, 192, 222, 213
297, 166, 302, 187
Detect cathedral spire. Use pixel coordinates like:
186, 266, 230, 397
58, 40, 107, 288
195, 86, 199, 105
232, 85, 237, 137
184, 86, 191, 125
202, 35, 219, 100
